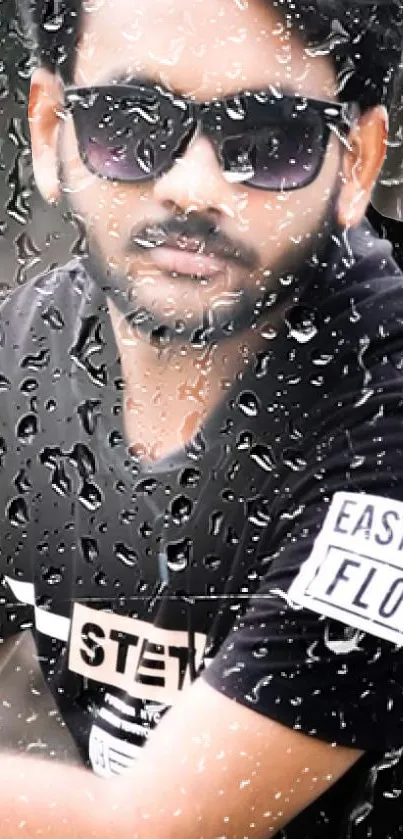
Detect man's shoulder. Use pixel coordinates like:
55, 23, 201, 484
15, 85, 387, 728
0, 259, 94, 364
312, 218, 403, 344
0, 258, 88, 324
342, 217, 403, 292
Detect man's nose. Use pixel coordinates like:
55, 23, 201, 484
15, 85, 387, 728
152, 134, 236, 219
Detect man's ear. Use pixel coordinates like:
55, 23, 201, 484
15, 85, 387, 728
28, 68, 64, 205
337, 105, 389, 228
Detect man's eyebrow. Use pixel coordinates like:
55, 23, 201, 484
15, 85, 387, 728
90, 73, 314, 103
95, 70, 156, 87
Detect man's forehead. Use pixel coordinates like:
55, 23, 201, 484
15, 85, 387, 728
75, 0, 338, 101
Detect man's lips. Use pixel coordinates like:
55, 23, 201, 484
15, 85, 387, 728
146, 245, 227, 278
131, 226, 257, 273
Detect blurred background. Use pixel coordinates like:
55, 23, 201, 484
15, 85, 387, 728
0, 0, 403, 288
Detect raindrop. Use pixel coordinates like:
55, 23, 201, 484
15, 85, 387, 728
93, 570, 108, 586
250, 444, 276, 471
20, 349, 50, 370
179, 467, 201, 488
41, 306, 65, 330
135, 138, 155, 174
203, 554, 221, 571
255, 351, 272, 378
119, 509, 136, 525
78, 480, 103, 511
237, 390, 260, 417
7, 496, 29, 526
282, 450, 308, 472
166, 538, 192, 572
260, 322, 278, 341
14, 468, 32, 493
139, 521, 153, 538
309, 374, 324, 387
285, 306, 318, 343
226, 527, 239, 545
69, 443, 96, 478
20, 378, 39, 394
43, 11, 65, 32
15, 232, 41, 263
185, 430, 206, 459
225, 95, 247, 121
0, 373, 11, 391
310, 349, 333, 367
209, 510, 224, 536
136, 478, 158, 495
114, 543, 138, 568
77, 399, 102, 435
252, 645, 269, 659
51, 463, 72, 496
81, 537, 99, 564
170, 494, 193, 525
349, 299, 361, 323
17, 413, 38, 444
40, 446, 61, 469
236, 431, 252, 451
247, 496, 271, 527
109, 430, 123, 448
42, 566, 64, 585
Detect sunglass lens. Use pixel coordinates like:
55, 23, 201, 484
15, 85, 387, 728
73, 89, 191, 182
222, 112, 326, 190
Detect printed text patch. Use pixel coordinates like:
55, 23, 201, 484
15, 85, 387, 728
288, 491, 403, 645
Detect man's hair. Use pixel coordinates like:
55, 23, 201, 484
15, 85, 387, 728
18, 0, 403, 113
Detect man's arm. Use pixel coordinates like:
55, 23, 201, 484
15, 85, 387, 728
0, 676, 361, 839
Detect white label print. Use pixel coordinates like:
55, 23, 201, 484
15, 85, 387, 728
288, 491, 403, 646
68, 602, 207, 704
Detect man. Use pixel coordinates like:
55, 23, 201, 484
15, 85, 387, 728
1, 0, 403, 834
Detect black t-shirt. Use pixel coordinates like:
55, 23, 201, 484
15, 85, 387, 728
2, 217, 403, 837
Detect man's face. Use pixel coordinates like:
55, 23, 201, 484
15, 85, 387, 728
56, 0, 344, 344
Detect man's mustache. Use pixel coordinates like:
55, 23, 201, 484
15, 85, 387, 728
127, 214, 259, 270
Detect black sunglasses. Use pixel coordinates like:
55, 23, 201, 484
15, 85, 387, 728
64, 82, 359, 191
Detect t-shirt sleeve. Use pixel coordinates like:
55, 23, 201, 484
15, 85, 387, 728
0, 366, 34, 640
203, 378, 403, 753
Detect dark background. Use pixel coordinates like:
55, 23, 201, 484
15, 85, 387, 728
0, 0, 402, 291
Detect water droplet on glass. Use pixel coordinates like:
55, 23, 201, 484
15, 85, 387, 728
282, 449, 308, 472
0, 372, 11, 391
286, 306, 318, 343
166, 538, 192, 572
51, 463, 72, 496
236, 431, 252, 451
114, 542, 138, 568
209, 510, 224, 536
77, 399, 102, 435
20, 377, 39, 394
170, 494, 193, 525
93, 570, 108, 587
203, 554, 221, 571
7, 496, 29, 526
179, 467, 201, 488
81, 537, 99, 564
250, 444, 276, 471
20, 349, 50, 370
225, 96, 246, 121
41, 306, 65, 330
42, 566, 64, 585
78, 480, 103, 511
16, 413, 38, 444
237, 390, 260, 417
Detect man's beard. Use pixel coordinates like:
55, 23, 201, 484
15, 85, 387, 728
59, 158, 344, 348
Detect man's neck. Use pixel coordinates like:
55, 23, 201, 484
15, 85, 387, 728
107, 298, 263, 463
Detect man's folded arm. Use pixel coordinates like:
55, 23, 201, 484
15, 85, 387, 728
0, 675, 362, 839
